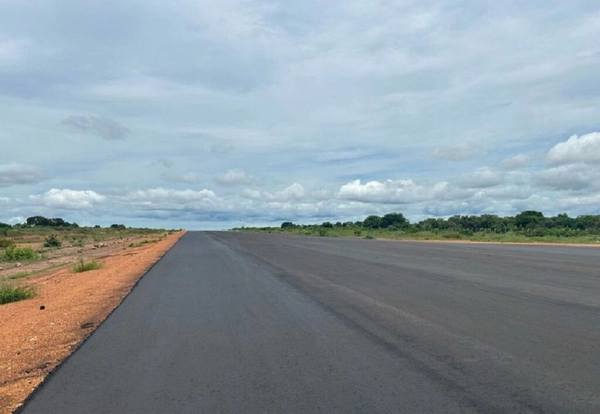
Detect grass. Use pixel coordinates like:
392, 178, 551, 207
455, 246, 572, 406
128, 238, 161, 248
7, 271, 32, 280
0, 284, 36, 305
1, 246, 38, 262
73, 259, 102, 273
237, 226, 600, 245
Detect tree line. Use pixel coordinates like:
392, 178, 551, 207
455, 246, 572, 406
280, 211, 600, 236
0, 216, 127, 230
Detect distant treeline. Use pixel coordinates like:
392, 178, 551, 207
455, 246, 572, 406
256, 211, 600, 237
0, 216, 127, 230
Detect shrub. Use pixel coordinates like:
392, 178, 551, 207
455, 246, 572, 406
2, 246, 38, 262
0, 284, 36, 305
44, 234, 62, 248
73, 259, 102, 273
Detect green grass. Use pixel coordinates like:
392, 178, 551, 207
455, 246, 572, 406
7, 271, 32, 280
73, 260, 102, 273
0, 284, 36, 305
1, 246, 38, 262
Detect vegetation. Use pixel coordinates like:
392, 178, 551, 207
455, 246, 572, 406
7, 271, 32, 280
128, 238, 161, 248
43, 234, 62, 248
234, 211, 600, 244
0, 239, 15, 249
1, 246, 38, 262
73, 259, 102, 273
0, 284, 36, 305
26, 216, 78, 227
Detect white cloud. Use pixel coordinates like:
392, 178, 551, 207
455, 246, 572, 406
456, 168, 504, 189
339, 179, 428, 204
242, 183, 305, 202
8, 216, 25, 224
0, 163, 45, 187
272, 183, 305, 201
215, 169, 254, 186
432, 143, 484, 161
536, 164, 600, 191
547, 132, 600, 165
242, 189, 262, 200
121, 188, 223, 210
30, 189, 105, 209
501, 154, 531, 169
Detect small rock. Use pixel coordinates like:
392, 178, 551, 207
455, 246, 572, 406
16, 262, 22, 267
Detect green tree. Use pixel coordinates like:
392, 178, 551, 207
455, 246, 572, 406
363, 215, 382, 229
380, 213, 409, 229
515, 211, 545, 230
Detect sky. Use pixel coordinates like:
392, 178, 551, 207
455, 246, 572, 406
1, 0, 600, 229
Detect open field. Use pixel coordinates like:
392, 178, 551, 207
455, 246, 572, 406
0, 227, 175, 284
18, 232, 600, 413
237, 225, 600, 245
0, 230, 185, 413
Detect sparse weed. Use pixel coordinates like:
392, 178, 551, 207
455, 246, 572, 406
0, 284, 36, 305
7, 271, 32, 280
128, 239, 159, 248
73, 259, 102, 273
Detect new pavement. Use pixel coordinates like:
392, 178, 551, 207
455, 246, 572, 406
20, 232, 600, 413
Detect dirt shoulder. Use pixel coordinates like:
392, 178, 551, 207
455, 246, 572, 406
0, 231, 185, 414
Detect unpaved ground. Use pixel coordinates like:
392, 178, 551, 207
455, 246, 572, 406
0, 231, 185, 414
0, 233, 168, 281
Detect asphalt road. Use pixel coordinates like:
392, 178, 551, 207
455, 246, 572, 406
20, 232, 600, 413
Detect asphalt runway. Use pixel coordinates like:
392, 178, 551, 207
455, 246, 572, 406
20, 232, 600, 413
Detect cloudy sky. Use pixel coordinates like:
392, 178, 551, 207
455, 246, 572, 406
1, 0, 600, 229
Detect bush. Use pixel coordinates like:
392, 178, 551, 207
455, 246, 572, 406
44, 234, 62, 248
0, 284, 36, 305
73, 259, 102, 273
2, 246, 38, 262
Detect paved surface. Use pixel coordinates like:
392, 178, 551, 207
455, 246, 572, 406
21, 232, 600, 413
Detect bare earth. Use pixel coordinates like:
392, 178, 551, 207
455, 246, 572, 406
0, 231, 185, 414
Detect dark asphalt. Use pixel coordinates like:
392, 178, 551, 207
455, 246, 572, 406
20, 232, 600, 413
